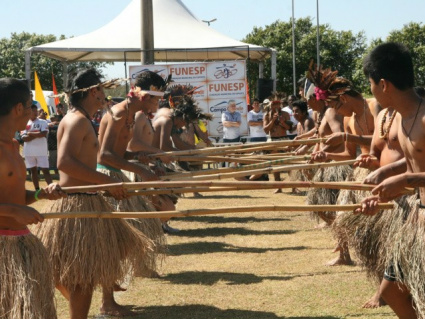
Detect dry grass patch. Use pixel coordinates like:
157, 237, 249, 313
29, 179, 397, 319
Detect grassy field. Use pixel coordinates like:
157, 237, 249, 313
29, 177, 397, 319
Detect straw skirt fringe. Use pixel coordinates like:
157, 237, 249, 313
98, 168, 166, 275
389, 194, 425, 318
0, 232, 56, 319
34, 194, 154, 292
306, 164, 352, 225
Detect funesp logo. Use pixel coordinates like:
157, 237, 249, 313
213, 63, 238, 79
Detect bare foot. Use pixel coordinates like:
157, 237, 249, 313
314, 222, 329, 230
113, 283, 127, 292
362, 292, 387, 309
325, 256, 354, 266
332, 244, 342, 253
100, 303, 137, 317
274, 188, 282, 194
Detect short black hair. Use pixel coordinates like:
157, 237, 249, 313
0, 78, 31, 117
253, 98, 260, 103
292, 100, 308, 114
67, 68, 103, 108
134, 71, 166, 91
363, 42, 414, 90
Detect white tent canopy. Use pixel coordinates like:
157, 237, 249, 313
27, 0, 273, 63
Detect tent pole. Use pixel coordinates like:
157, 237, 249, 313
140, 0, 154, 64
62, 62, 68, 90
271, 50, 277, 92
25, 50, 31, 88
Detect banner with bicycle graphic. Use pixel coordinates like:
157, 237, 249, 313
129, 60, 248, 138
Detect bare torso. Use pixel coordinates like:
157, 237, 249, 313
0, 140, 28, 229
319, 108, 345, 152
396, 108, 425, 202
152, 108, 174, 151
58, 112, 99, 187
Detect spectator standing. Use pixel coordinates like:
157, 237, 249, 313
282, 95, 299, 139
247, 98, 267, 142
21, 105, 53, 190
221, 100, 241, 143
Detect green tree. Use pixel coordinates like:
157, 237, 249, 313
0, 32, 111, 91
243, 17, 367, 97
385, 22, 425, 87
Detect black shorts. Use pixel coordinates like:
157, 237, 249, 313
383, 263, 404, 282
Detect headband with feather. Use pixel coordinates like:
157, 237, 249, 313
307, 60, 338, 101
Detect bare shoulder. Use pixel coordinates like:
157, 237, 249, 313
135, 111, 148, 124
367, 97, 382, 118
61, 112, 93, 134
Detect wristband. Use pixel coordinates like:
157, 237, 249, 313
34, 189, 42, 201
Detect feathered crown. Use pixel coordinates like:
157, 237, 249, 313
172, 95, 213, 123
164, 83, 201, 108
307, 59, 338, 101
269, 91, 286, 104
326, 77, 354, 101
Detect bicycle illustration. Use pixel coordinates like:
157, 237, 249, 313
214, 64, 238, 79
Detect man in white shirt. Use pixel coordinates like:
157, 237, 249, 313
221, 100, 241, 143
247, 98, 267, 142
282, 95, 298, 139
21, 104, 53, 190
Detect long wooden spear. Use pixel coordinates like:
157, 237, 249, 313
166, 159, 358, 181
149, 138, 325, 157
162, 155, 311, 180
41, 203, 395, 219
60, 180, 414, 194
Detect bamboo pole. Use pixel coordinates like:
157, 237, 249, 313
168, 159, 358, 181
162, 155, 311, 180
171, 155, 264, 164
149, 138, 325, 157
42, 203, 395, 219
61, 180, 414, 194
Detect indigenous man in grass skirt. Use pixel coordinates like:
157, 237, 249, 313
311, 77, 376, 266
34, 69, 153, 319
0, 78, 65, 319
97, 71, 166, 288
304, 64, 351, 236
357, 42, 425, 319
336, 104, 404, 309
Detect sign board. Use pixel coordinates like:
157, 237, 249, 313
129, 60, 247, 137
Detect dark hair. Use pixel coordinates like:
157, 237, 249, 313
172, 96, 212, 124
292, 100, 308, 114
67, 68, 103, 108
31, 104, 38, 111
415, 86, 425, 98
328, 77, 361, 99
253, 98, 260, 103
134, 71, 166, 91
363, 42, 414, 90
0, 78, 31, 116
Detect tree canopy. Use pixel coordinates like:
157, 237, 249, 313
0, 32, 111, 91
243, 18, 425, 98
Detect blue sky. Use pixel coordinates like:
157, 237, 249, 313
1, 0, 424, 78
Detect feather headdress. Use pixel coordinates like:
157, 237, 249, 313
326, 77, 354, 101
307, 59, 338, 101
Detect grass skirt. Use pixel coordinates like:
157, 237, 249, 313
335, 195, 410, 283
389, 194, 425, 318
0, 231, 56, 319
288, 167, 315, 195
306, 164, 352, 225
34, 194, 154, 292
98, 167, 166, 275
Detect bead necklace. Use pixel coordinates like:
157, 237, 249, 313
379, 109, 397, 140
401, 98, 423, 139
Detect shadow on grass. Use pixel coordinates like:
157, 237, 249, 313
159, 270, 363, 286
177, 215, 290, 224
168, 241, 307, 255
93, 304, 341, 319
170, 227, 297, 238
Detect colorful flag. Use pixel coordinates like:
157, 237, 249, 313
52, 73, 60, 109
34, 71, 50, 118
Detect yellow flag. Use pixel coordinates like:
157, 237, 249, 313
34, 71, 50, 118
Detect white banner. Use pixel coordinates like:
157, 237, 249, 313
129, 60, 248, 137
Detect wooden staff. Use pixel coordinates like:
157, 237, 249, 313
60, 180, 414, 194
149, 138, 326, 157
170, 155, 264, 164
162, 155, 311, 180
42, 203, 395, 219
166, 159, 358, 181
